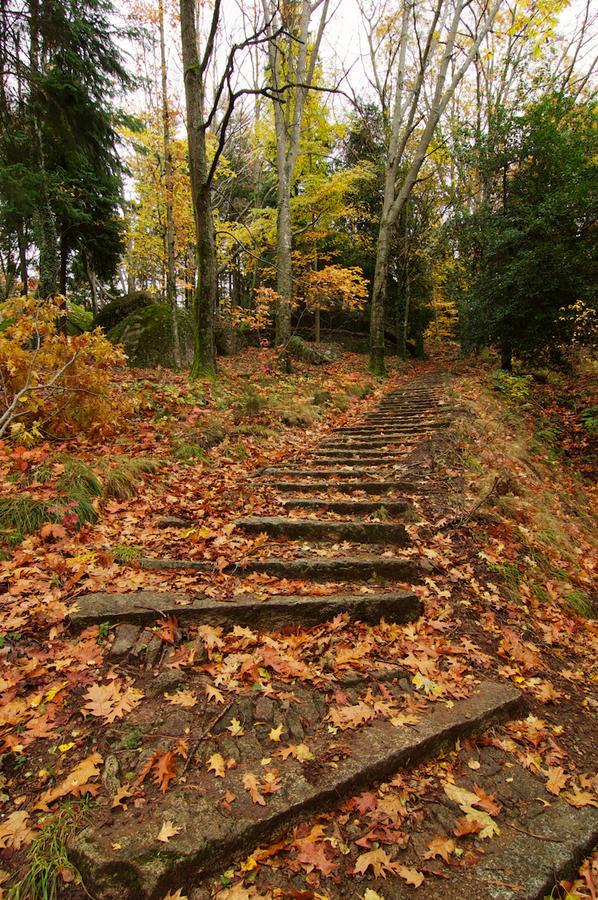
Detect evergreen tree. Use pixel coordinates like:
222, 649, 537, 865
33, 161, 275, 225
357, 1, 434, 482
0, 0, 133, 298
456, 95, 597, 368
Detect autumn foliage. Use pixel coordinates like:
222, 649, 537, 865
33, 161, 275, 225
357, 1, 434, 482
0, 297, 133, 441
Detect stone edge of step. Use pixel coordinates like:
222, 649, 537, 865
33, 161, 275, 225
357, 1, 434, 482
69, 680, 525, 900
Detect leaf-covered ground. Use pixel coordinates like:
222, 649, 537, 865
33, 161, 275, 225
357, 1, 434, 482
0, 349, 596, 898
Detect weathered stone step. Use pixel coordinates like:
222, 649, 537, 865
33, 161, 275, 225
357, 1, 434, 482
320, 441, 412, 450
69, 588, 421, 631
337, 423, 447, 434
470, 800, 598, 900
309, 457, 402, 467
273, 480, 422, 494
234, 516, 409, 545
239, 554, 422, 581
263, 468, 394, 478
70, 681, 523, 900
334, 424, 432, 433
312, 448, 403, 458
281, 498, 414, 515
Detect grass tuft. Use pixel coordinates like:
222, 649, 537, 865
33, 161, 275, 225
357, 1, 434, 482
101, 456, 160, 499
7, 809, 81, 900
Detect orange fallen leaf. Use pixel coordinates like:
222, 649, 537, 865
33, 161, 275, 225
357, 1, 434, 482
243, 772, 266, 806
424, 835, 456, 863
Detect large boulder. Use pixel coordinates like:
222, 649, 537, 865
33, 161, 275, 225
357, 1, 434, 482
287, 335, 342, 365
94, 291, 160, 333
108, 304, 194, 369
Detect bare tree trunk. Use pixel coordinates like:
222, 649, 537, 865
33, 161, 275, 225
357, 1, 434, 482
365, 0, 502, 375
16, 223, 28, 293
263, 0, 330, 349
159, 0, 181, 369
180, 0, 216, 375
29, 0, 59, 299
84, 252, 99, 316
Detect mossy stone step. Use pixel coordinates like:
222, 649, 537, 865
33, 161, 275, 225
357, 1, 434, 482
69, 682, 523, 900
272, 480, 422, 494
69, 589, 421, 631
234, 516, 409, 545
239, 554, 422, 581
281, 499, 414, 515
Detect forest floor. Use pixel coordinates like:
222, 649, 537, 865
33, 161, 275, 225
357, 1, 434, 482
0, 347, 596, 899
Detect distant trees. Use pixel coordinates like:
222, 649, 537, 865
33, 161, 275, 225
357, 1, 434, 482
455, 94, 597, 368
0, 0, 132, 299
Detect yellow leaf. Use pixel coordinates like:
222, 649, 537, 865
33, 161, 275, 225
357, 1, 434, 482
58, 742, 75, 753
268, 724, 284, 742
226, 717, 245, 737
207, 753, 226, 778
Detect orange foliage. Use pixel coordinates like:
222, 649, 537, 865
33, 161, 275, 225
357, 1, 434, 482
0, 296, 134, 441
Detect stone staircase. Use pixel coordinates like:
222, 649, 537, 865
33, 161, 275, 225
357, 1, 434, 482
67, 375, 597, 899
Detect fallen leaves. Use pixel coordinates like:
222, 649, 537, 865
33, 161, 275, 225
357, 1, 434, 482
83, 680, 143, 723
545, 766, 569, 796
242, 773, 266, 806
34, 752, 103, 811
444, 782, 500, 839
353, 848, 397, 878
424, 834, 456, 863
0, 810, 33, 850
166, 690, 198, 709
207, 753, 227, 778
157, 820, 182, 843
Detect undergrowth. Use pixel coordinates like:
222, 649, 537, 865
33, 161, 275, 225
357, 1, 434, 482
0, 456, 161, 544
7, 808, 82, 900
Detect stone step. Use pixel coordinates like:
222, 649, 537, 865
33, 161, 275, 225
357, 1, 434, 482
263, 468, 394, 478
468, 800, 598, 900
332, 423, 434, 432
69, 588, 421, 632
309, 457, 402, 467
281, 498, 414, 515
312, 448, 403, 458
234, 516, 410, 545
273, 480, 422, 494
239, 554, 423, 581
69, 681, 524, 900
320, 441, 413, 450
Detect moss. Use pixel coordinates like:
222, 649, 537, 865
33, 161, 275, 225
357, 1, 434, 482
287, 335, 342, 365
95, 291, 159, 332
108, 304, 194, 370
237, 388, 268, 418
66, 303, 93, 335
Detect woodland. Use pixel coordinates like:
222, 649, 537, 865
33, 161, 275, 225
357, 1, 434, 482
0, 0, 596, 898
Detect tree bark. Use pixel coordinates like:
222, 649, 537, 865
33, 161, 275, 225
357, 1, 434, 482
29, 0, 59, 299
159, 0, 181, 369
264, 0, 330, 349
366, 0, 502, 375
180, 0, 216, 376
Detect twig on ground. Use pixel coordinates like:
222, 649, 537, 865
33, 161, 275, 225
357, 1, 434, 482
182, 700, 234, 775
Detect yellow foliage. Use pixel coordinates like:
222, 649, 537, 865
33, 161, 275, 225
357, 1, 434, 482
303, 265, 368, 313
0, 297, 134, 441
